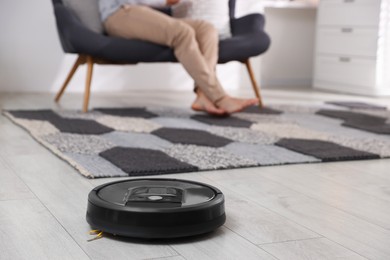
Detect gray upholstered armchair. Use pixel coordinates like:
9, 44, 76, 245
52, 0, 271, 112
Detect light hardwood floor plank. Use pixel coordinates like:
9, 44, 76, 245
254, 164, 390, 229
145, 256, 186, 260
223, 191, 321, 245
282, 162, 390, 202
260, 237, 367, 260
0, 157, 35, 201
0, 199, 90, 260
170, 227, 276, 260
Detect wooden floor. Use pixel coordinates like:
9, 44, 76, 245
1, 88, 390, 260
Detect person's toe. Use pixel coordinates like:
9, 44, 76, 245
206, 106, 226, 115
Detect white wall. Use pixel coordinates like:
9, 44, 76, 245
236, 1, 317, 88
0, 0, 63, 92
0, 0, 317, 93
261, 7, 317, 88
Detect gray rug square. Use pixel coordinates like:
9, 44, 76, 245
152, 128, 233, 147
100, 147, 199, 175
276, 138, 380, 162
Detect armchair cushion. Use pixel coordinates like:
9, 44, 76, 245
63, 0, 104, 33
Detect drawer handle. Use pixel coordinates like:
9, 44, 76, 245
344, 0, 355, 3
341, 28, 353, 33
339, 57, 351, 63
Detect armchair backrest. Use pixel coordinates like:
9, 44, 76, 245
229, 0, 236, 19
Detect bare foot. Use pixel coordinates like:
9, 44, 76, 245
191, 91, 226, 116
216, 96, 258, 114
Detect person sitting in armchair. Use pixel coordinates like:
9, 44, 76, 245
98, 0, 259, 115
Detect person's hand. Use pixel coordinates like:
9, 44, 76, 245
166, 0, 180, 6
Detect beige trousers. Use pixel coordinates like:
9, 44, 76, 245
104, 5, 226, 102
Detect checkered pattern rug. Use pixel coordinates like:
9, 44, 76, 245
4, 102, 390, 178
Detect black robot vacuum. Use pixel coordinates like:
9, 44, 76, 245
86, 178, 226, 239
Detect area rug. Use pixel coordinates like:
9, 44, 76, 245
3, 103, 390, 178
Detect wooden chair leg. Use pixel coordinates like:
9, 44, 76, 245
245, 59, 263, 108
83, 56, 94, 113
54, 55, 84, 103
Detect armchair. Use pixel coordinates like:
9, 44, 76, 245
51, 0, 270, 112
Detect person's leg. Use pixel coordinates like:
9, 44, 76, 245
180, 19, 218, 71
181, 19, 259, 114
104, 6, 226, 102
178, 19, 224, 114
104, 6, 258, 114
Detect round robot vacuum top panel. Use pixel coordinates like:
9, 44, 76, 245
86, 179, 226, 239
98, 179, 216, 208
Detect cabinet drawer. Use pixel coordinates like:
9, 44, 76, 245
314, 55, 376, 87
316, 27, 378, 57
318, 0, 381, 27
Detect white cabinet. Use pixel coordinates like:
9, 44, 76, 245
317, 0, 381, 26
313, 0, 390, 96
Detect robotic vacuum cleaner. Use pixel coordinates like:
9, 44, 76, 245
86, 178, 226, 239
